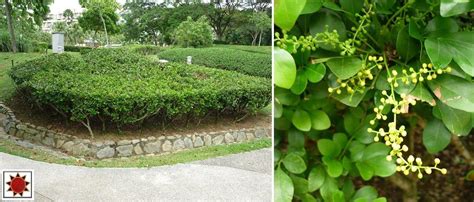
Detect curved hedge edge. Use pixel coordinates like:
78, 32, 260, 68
0, 102, 271, 159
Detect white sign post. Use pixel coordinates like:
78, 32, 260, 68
187, 56, 192, 65
52, 32, 64, 53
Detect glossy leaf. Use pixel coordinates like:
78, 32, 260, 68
309, 11, 346, 41
317, 139, 341, 157
310, 110, 331, 130
275, 0, 307, 30
292, 109, 312, 131
275, 167, 294, 202
308, 165, 326, 192
423, 118, 451, 153
275, 47, 297, 89
283, 153, 307, 174
326, 57, 363, 79
428, 74, 474, 112
436, 101, 472, 136
301, 0, 323, 14
409, 83, 436, 106
290, 71, 308, 95
396, 26, 420, 62
305, 63, 326, 83
323, 157, 343, 177
440, 0, 474, 17
352, 186, 378, 201
425, 32, 474, 76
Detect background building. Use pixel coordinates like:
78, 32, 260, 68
42, 10, 83, 33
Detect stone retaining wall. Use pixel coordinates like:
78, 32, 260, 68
0, 103, 271, 159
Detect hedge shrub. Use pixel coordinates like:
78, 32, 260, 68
157, 47, 271, 78
122, 44, 163, 55
10, 49, 271, 132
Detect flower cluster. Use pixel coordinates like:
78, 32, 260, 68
327, 55, 383, 95
341, 4, 374, 56
387, 63, 452, 87
366, 63, 451, 179
275, 28, 341, 54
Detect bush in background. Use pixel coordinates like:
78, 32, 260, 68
157, 47, 271, 78
174, 16, 213, 48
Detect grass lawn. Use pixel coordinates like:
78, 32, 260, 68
0, 138, 271, 168
213, 44, 271, 54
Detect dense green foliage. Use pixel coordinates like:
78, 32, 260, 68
121, 44, 163, 55
122, 2, 271, 45
274, 0, 473, 201
10, 49, 271, 130
174, 16, 213, 48
157, 47, 271, 78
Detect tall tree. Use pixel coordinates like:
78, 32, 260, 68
2, 0, 51, 53
207, 1, 239, 41
63, 9, 74, 25
79, 0, 119, 46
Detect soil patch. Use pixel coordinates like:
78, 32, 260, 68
6, 95, 271, 141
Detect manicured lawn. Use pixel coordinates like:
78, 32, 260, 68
0, 138, 271, 168
213, 44, 271, 54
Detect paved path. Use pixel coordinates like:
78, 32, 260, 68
0, 146, 272, 201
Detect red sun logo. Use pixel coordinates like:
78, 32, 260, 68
6, 173, 30, 197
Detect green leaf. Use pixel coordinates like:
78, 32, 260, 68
396, 26, 420, 62
409, 83, 436, 106
331, 88, 368, 107
301, 0, 323, 14
373, 198, 388, 202
355, 143, 396, 180
283, 153, 307, 174
308, 165, 326, 192
290, 71, 308, 95
425, 32, 474, 76
305, 63, 326, 83
423, 118, 452, 153
428, 74, 474, 112
440, 0, 474, 17
323, 157, 343, 177
333, 133, 348, 149
309, 11, 346, 42
275, 100, 283, 118
288, 129, 305, 148
436, 101, 472, 136
275, 47, 297, 89
291, 175, 309, 197
318, 139, 341, 157
274, 0, 307, 30
275, 87, 300, 106
322, 0, 345, 12
320, 176, 339, 202
425, 16, 459, 37
409, 21, 423, 40
340, 0, 364, 14
275, 167, 294, 202
326, 57, 363, 79
352, 186, 378, 201
292, 109, 312, 131
310, 110, 331, 130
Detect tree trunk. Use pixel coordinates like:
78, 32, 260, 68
99, 12, 109, 47
4, 0, 17, 53
258, 29, 263, 46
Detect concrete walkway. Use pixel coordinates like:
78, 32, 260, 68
0, 148, 272, 201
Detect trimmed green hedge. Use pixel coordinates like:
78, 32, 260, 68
157, 47, 271, 78
10, 49, 271, 127
121, 44, 163, 55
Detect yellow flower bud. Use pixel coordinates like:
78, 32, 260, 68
425, 168, 432, 174
336, 89, 342, 94
434, 158, 440, 164
418, 173, 423, 179
396, 158, 403, 164
382, 90, 387, 95
328, 88, 333, 93
411, 166, 418, 172
408, 155, 414, 163
370, 120, 375, 125
441, 168, 447, 174
374, 136, 380, 142
446, 67, 452, 72
341, 83, 347, 87
422, 63, 427, 68
377, 64, 383, 69
367, 128, 373, 132
394, 82, 399, 87
427, 75, 432, 80
402, 145, 408, 152
386, 155, 392, 161
437, 69, 443, 74
404, 170, 410, 175
416, 157, 422, 165
428, 63, 433, 68
378, 56, 383, 61
392, 70, 398, 76
419, 76, 424, 81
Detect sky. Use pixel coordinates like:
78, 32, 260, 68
48, 0, 126, 14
